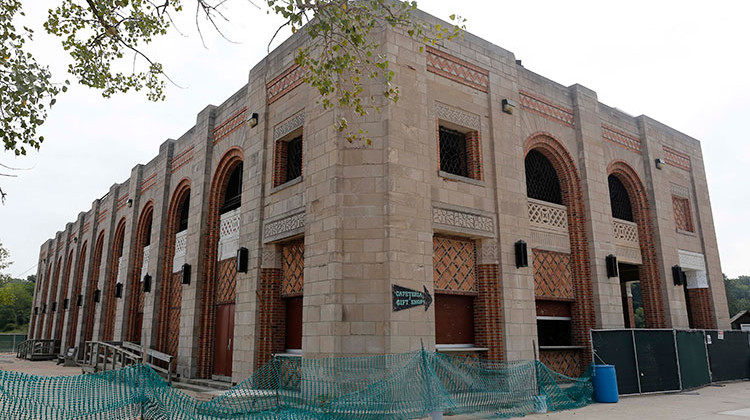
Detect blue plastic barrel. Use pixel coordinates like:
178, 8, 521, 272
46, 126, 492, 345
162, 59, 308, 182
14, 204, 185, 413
592, 364, 619, 403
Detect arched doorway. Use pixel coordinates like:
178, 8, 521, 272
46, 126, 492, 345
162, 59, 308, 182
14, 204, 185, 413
44, 258, 62, 339
55, 249, 75, 341
102, 219, 126, 342
84, 232, 105, 343
68, 241, 87, 349
197, 149, 243, 378
127, 204, 153, 343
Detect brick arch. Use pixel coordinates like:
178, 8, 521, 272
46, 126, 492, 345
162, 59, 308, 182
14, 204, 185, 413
55, 248, 75, 340
126, 202, 154, 342
68, 240, 87, 349
608, 160, 666, 328
198, 148, 244, 378
101, 218, 127, 341
44, 257, 63, 339
84, 231, 106, 342
157, 178, 191, 361
524, 133, 595, 361
35, 263, 52, 338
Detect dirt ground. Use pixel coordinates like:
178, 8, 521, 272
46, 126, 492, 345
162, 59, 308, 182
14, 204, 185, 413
2, 353, 749, 419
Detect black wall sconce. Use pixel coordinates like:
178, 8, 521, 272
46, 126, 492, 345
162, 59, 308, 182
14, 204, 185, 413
606, 254, 619, 278
42, 304, 47, 313
63, 298, 69, 310
127, 198, 134, 208
51, 301, 57, 312
247, 112, 259, 128
515, 240, 528, 268
114, 282, 123, 298
143, 274, 152, 293
655, 158, 666, 170
93, 289, 101, 303
236, 247, 249, 273
181, 263, 192, 285
73, 236, 78, 244
672, 265, 687, 286
77, 294, 83, 307
502, 99, 517, 115
34, 306, 38, 315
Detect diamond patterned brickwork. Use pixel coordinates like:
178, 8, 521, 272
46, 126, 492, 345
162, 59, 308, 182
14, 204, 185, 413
282, 240, 304, 297
602, 124, 641, 154
433, 235, 477, 293
533, 249, 573, 300
426, 46, 489, 93
672, 195, 694, 232
663, 146, 691, 171
267, 64, 305, 104
212, 107, 247, 145
216, 258, 237, 305
540, 349, 583, 377
519, 91, 575, 128
167, 272, 182, 358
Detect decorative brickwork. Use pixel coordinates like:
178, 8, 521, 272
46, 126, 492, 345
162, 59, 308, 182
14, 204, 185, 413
55, 249, 75, 340
525, 133, 594, 363
44, 258, 62, 339
434, 103, 481, 131
82, 221, 90, 235
601, 124, 641, 154
533, 249, 573, 300
432, 207, 494, 236
102, 219, 127, 342
171, 146, 195, 174
140, 173, 157, 194
212, 107, 247, 145
433, 235, 477, 293
68, 241, 87, 348
672, 195, 694, 232
426, 46, 489, 93
475, 264, 503, 360
608, 161, 665, 328
256, 268, 285, 368
519, 91, 575, 128
281, 240, 304, 297
663, 146, 691, 171
116, 194, 129, 212
465, 131, 483, 181
216, 259, 238, 305
197, 148, 243, 378
686, 288, 715, 329
84, 232, 105, 342
528, 199, 568, 232
539, 349, 583, 377
267, 64, 305, 104
96, 209, 109, 224
126, 204, 153, 342
273, 112, 305, 141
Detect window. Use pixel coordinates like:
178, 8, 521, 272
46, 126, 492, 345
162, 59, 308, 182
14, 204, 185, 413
282, 240, 304, 352
525, 150, 562, 204
608, 175, 633, 222
274, 134, 303, 187
433, 235, 477, 346
672, 195, 694, 232
221, 164, 243, 214
536, 300, 572, 347
438, 125, 482, 180
178, 194, 190, 232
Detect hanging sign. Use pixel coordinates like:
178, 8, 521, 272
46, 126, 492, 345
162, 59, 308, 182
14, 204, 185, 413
392, 284, 433, 312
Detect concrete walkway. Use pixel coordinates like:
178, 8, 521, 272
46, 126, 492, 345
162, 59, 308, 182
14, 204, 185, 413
2, 353, 749, 419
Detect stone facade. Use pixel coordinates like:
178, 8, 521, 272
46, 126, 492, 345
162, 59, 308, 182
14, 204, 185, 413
28, 8, 728, 381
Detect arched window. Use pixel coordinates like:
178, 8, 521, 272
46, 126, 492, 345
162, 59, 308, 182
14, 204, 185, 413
608, 175, 633, 222
221, 163, 243, 214
178, 194, 190, 232
525, 150, 562, 204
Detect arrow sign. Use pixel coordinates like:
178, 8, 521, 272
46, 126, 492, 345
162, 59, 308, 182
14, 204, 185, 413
392, 284, 433, 312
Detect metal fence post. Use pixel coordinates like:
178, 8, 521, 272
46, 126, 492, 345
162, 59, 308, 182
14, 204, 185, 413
631, 330, 642, 394
673, 330, 683, 391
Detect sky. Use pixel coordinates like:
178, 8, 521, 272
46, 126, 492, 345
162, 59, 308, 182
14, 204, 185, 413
1, 1, 749, 280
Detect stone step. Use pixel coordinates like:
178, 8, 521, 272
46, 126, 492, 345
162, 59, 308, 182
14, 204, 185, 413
175, 376, 233, 391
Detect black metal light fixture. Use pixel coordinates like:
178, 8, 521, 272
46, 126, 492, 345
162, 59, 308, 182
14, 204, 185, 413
515, 240, 528, 268
63, 298, 69, 310
606, 254, 619, 278
77, 294, 83, 307
181, 263, 192, 285
34, 306, 39, 315
114, 282, 123, 298
502, 99, 517, 115
143, 274, 152, 293
42, 304, 47, 313
93, 289, 101, 303
247, 112, 259, 128
655, 158, 666, 170
51, 301, 57, 312
672, 265, 687, 286
127, 198, 134, 208
236, 247, 249, 273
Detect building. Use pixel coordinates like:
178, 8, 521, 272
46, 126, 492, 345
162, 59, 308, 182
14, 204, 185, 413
730, 310, 750, 331
27, 8, 729, 382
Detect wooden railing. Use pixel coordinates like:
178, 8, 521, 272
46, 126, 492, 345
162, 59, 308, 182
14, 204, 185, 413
81, 341, 174, 384
16, 339, 60, 361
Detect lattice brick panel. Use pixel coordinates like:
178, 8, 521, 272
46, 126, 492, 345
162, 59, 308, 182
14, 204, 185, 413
540, 349, 583, 377
426, 46, 489, 93
672, 195, 694, 232
663, 146, 691, 171
433, 236, 476, 293
282, 241, 304, 296
613, 220, 639, 244
267, 64, 306, 104
216, 258, 237, 305
519, 90, 575, 127
533, 249, 573, 300
528, 199, 568, 232
602, 124, 641, 154
219, 209, 241, 239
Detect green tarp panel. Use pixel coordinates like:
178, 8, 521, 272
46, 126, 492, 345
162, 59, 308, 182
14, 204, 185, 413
591, 330, 640, 395
633, 330, 680, 393
676, 330, 710, 389
0, 334, 25, 351
706, 331, 750, 382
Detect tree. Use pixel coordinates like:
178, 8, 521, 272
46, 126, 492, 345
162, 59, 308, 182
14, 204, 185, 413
724, 274, 750, 318
2, 0, 464, 158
